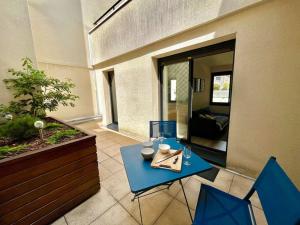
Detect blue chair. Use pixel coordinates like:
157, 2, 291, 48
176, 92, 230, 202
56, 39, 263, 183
149, 121, 177, 138
193, 157, 300, 225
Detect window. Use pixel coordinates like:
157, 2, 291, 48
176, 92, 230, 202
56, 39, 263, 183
210, 72, 232, 105
169, 79, 176, 102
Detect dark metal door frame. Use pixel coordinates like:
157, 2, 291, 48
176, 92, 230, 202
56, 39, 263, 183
158, 59, 191, 141
187, 57, 193, 143
108, 71, 118, 124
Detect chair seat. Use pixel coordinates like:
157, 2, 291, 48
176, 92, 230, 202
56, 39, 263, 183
193, 184, 254, 225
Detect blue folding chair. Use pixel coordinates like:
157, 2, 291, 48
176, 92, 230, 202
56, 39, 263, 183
149, 121, 177, 138
193, 157, 300, 225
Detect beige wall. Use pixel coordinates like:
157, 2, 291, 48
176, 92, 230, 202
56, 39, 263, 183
93, 0, 300, 186
27, 0, 95, 119
90, 0, 263, 64
0, 1, 36, 105
80, 0, 117, 116
193, 52, 233, 113
38, 62, 94, 120
80, 0, 116, 66
110, 57, 158, 137
28, 0, 87, 67
193, 62, 211, 110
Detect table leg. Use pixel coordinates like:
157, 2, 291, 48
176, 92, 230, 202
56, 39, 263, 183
130, 182, 175, 225
137, 196, 143, 225
179, 179, 193, 222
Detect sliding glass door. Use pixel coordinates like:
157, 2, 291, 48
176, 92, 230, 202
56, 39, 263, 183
159, 40, 236, 166
161, 61, 191, 139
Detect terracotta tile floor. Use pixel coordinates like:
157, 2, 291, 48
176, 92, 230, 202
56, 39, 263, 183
52, 120, 267, 225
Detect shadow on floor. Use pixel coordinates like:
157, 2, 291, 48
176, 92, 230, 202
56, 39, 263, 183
197, 167, 220, 182
107, 123, 119, 132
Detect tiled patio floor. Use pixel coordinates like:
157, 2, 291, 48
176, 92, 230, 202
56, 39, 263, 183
51, 120, 267, 225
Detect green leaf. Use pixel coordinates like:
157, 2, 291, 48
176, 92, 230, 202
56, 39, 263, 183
0, 144, 28, 157
47, 129, 79, 144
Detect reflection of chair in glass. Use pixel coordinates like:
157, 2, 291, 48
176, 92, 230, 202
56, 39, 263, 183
193, 157, 300, 225
149, 121, 177, 139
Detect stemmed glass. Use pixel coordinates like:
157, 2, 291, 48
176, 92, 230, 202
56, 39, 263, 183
157, 132, 165, 144
176, 135, 184, 149
183, 145, 192, 166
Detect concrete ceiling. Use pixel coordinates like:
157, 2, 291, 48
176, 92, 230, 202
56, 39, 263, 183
194, 51, 234, 67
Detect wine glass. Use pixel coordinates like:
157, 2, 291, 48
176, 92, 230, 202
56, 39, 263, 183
183, 145, 192, 166
176, 135, 184, 149
160, 137, 166, 144
157, 131, 164, 144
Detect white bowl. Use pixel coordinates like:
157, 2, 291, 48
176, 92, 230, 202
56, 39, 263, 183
142, 141, 153, 148
141, 148, 155, 160
159, 144, 170, 154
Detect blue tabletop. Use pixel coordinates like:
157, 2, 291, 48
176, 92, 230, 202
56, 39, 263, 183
121, 138, 213, 193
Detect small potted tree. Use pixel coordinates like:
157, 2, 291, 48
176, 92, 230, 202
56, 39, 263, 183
0, 58, 99, 225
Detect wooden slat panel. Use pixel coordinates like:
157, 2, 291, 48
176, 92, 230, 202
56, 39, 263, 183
15, 180, 100, 225
0, 146, 96, 190
0, 153, 97, 203
32, 185, 100, 225
0, 162, 98, 214
0, 119, 99, 225
0, 171, 99, 225
0, 136, 95, 175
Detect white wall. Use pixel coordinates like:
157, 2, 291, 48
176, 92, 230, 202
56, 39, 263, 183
0, 1, 36, 105
27, 0, 95, 119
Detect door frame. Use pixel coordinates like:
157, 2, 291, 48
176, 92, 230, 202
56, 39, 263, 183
107, 71, 118, 124
158, 39, 236, 147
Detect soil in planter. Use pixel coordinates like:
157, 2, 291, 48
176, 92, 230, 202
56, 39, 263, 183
0, 118, 86, 160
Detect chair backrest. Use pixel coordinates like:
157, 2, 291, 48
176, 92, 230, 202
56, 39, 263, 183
149, 121, 177, 138
245, 157, 300, 225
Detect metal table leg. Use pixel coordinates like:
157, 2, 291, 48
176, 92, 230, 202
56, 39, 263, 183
130, 182, 175, 225
179, 179, 193, 222
137, 196, 143, 225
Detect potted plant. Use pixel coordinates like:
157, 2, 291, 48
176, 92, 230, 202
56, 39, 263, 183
0, 58, 99, 225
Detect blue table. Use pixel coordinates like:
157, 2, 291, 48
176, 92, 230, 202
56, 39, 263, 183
121, 138, 213, 224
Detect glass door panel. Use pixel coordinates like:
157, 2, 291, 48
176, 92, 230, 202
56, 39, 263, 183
162, 61, 190, 139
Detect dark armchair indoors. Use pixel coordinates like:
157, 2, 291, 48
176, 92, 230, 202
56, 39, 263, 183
191, 108, 229, 139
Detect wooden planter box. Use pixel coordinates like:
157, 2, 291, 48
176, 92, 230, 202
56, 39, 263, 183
0, 119, 100, 225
